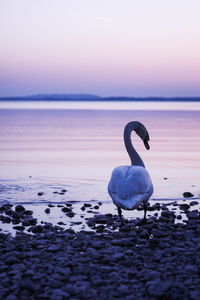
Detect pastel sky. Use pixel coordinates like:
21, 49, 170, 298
0, 0, 200, 97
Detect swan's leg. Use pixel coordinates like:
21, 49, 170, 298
143, 202, 148, 221
117, 207, 124, 226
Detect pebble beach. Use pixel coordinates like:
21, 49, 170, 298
1, 199, 200, 300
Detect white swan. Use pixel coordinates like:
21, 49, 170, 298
108, 121, 153, 225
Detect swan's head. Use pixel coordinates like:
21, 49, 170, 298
134, 122, 150, 150
144, 134, 150, 150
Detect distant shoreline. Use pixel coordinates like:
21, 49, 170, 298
1, 95, 200, 102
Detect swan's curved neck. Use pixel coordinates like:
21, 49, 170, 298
124, 123, 145, 167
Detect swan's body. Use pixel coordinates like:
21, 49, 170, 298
108, 121, 153, 224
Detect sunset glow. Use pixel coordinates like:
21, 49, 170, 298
0, 0, 200, 97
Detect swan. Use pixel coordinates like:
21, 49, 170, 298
108, 121, 153, 226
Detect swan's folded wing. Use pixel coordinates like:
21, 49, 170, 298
108, 165, 153, 210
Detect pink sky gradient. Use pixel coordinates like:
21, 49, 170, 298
0, 0, 200, 97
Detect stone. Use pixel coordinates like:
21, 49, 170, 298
31, 225, 43, 233
61, 207, 71, 213
0, 215, 11, 223
48, 245, 60, 252
38, 192, 44, 196
190, 201, 199, 206
187, 211, 199, 220
183, 192, 194, 198
5, 256, 19, 265
15, 205, 25, 212
67, 212, 75, 218
13, 226, 25, 231
22, 218, 37, 226
84, 203, 92, 207
90, 241, 104, 249
180, 204, 190, 210
146, 281, 165, 297
23, 210, 33, 215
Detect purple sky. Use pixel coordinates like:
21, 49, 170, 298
0, 0, 200, 97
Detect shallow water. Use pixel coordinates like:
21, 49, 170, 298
0, 101, 200, 232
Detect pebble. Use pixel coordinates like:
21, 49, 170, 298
187, 211, 199, 220
15, 205, 25, 212
67, 212, 75, 218
84, 203, 92, 207
1, 200, 200, 299
61, 207, 71, 213
13, 226, 25, 231
190, 201, 199, 206
183, 192, 194, 198
38, 192, 44, 196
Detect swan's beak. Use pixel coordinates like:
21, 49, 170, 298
144, 137, 150, 150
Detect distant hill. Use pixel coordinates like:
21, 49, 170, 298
0, 94, 200, 101
0, 94, 101, 101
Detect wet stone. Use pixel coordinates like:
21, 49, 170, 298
67, 212, 75, 218
61, 207, 71, 213
93, 205, 99, 209
12, 211, 21, 219
13, 226, 25, 231
23, 210, 33, 216
22, 218, 37, 226
0, 215, 11, 223
15, 205, 25, 212
84, 203, 92, 207
45, 208, 50, 214
38, 192, 44, 196
190, 201, 199, 206
187, 211, 199, 220
30, 225, 43, 233
180, 204, 190, 211
183, 192, 194, 198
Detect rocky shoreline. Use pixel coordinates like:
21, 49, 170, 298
1, 201, 200, 299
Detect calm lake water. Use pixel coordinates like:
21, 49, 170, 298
0, 101, 200, 206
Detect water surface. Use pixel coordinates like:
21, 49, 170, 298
0, 101, 200, 205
